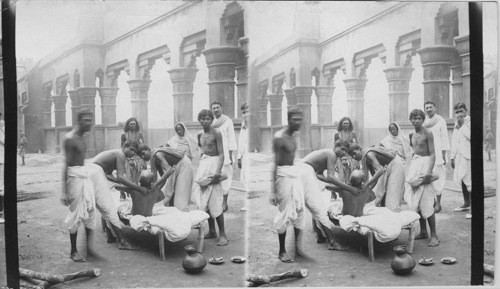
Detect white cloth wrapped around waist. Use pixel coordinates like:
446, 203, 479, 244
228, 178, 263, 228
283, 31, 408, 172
129, 206, 209, 242
64, 166, 97, 233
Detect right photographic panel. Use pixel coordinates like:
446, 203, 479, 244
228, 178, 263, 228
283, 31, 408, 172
244, 1, 497, 287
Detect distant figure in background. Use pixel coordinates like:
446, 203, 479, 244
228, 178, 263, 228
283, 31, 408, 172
334, 117, 359, 174
18, 132, 28, 166
484, 127, 494, 162
379, 122, 412, 166
211, 101, 237, 212
0, 115, 4, 224
167, 122, 199, 161
335, 116, 357, 144
237, 103, 249, 188
121, 117, 144, 146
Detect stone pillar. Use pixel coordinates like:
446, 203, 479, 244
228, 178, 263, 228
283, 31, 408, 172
284, 88, 296, 111
78, 87, 97, 157
450, 48, 464, 109
417, 45, 456, 118
168, 68, 198, 123
257, 97, 268, 127
203, 46, 242, 119
127, 79, 151, 142
78, 87, 98, 124
68, 90, 80, 126
41, 99, 52, 128
315, 86, 334, 124
344, 78, 367, 146
51, 95, 68, 127
293, 86, 314, 156
268, 94, 284, 126
236, 64, 248, 119
454, 35, 470, 109
384, 67, 414, 123
99, 87, 119, 125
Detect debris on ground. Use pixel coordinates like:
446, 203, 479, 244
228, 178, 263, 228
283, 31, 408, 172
247, 269, 308, 287
19, 267, 100, 288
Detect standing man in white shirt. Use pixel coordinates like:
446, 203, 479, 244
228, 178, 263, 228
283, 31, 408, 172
211, 101, 237, 212
237, 103, 249, 191
423, 101, 450, 213
450, 102, 471, 219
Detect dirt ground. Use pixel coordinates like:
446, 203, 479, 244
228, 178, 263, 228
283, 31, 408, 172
1, 153, 247, 288
246, 151, 497, 287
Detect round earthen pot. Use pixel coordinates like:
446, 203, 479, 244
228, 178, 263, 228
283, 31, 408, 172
391, 245, 416, 275
182, 245, 207, 274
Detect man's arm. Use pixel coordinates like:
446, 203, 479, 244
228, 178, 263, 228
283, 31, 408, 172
325, 152, 359, 195
270, 137, 280, 206
212, 130, 225, 183
151, 156, 175, 192
423, 130, 436, 183
361, 152, 385, 191
115, 154, 149, 194
227, 120, 237, 164
60, 138, 72, 205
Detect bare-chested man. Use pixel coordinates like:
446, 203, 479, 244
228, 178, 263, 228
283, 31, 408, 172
61, 110, 96, 262
271, 107, 337, 262
348, 143, 406, 212
115, 170, 165, 217
302, 139, 358, 250
325, 170, 375, 217
90, 140, 142, 249
406, 109, 439, 247
193, 109, 228, 246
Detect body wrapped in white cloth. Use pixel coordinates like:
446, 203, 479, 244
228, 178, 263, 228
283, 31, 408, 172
404, 155, 436, 219
63, 166, 97, 234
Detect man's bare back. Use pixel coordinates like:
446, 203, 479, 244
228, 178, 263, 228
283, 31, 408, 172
303, 149, 336, 174
92, 149, 125, 175
365, 151, 393, 175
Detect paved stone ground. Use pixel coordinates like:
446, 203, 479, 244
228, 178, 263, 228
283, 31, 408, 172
1, 153, 247, 288
246, 151, 497, 287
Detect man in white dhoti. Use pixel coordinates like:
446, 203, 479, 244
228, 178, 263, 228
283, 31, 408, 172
237, 103, 249, 190
271, 107, 336, 263
194, 109, 228, 246
423, 101, 450, 213
60, 110, 98, 262
450, 103, 471, 219
405, 109, 439, 247
211, 101, 237, 212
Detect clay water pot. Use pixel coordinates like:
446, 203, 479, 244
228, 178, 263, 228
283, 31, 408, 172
391, 245, 416, 275
182, 245, 207, 274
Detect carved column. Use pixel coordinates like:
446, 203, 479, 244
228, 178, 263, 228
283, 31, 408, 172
51, 95, 67, 127
257, 97, 268, 127
268, 94, 284, 126
450, 48, 463, 108
237, 37, 249, 119
315, 86, 334, 124
454, 35, 470, 109
99, 87, 119, 125
417, 45, 456, 118
203, 46, 242, 118
293, 86, 314, 156
78, 87, 97, 157
168, 68, 198, 123
41, 99, 52, 128
344, 78, 367, 146
68, 90, 80, 126
384, 67, 414, 123
127, 79, 151, 142
284, 88, 296, 111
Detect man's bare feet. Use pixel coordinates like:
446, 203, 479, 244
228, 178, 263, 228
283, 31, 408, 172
428, 236, 439, 247
434, 202, 442, 213
328, 240, 349, 251
118, 241, 139, 250
279, 252, 294, 263
70, 252, 85, 262
415, 233, 429, 240
204, 231, 217, 239
217, 235, 228, 246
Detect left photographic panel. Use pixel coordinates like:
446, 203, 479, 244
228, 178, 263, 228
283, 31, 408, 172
14, 1, 248, 287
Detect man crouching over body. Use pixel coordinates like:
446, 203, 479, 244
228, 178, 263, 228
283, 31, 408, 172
302, 139, 360, 251
270, 107, 337, 263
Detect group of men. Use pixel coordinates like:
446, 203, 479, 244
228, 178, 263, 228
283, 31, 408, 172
271, 101, 471, 262
60, 101, 249, 261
